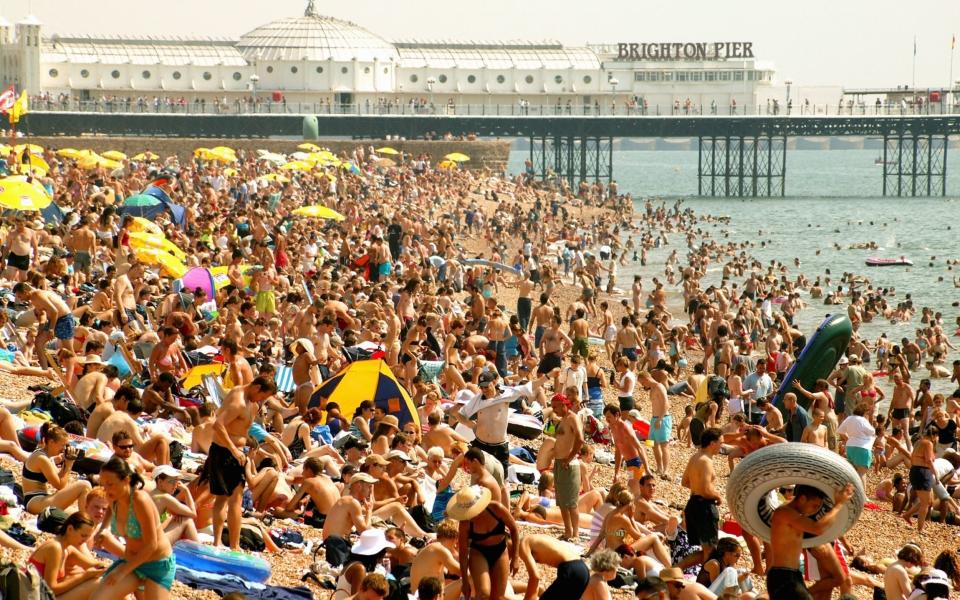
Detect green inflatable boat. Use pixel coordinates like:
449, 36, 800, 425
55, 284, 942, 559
772, 314, 853, 410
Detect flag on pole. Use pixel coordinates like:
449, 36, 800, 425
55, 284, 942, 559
953, 34, 956, 50
0, 86, 14, 114
8, 91, 28, 125
914, 35, 917, 56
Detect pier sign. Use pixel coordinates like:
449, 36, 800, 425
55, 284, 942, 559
616, 42, 754, 60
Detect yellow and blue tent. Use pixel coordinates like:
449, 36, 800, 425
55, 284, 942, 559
309, 359, 419, 427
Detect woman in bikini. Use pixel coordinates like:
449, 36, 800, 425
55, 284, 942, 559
27, 511, 105, 600
95, 456, 176, 599
149, 465, 199, 544
22, 423, 92, 515
583, 489, 672, 577
448, 485, 519, 600
147, 326, 187, 382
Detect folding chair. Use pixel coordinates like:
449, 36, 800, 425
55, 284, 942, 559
201, 372, 226, 407
275, 365, 296, 395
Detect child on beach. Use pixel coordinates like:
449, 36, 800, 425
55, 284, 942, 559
678, 405, 694, 447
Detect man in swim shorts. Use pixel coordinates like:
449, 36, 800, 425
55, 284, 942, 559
681, 427, 724, 567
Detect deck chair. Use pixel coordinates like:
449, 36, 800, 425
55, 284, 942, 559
275, 365, 296, 395
201, 373, 226, 407
0, 322, 27, 354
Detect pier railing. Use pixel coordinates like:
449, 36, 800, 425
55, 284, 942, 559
23, 97, 960, 118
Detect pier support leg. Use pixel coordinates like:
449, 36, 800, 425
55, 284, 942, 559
697, 135, 785, 197
882, 134, 948, 196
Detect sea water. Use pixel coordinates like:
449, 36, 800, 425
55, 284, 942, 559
507, 148, 960, 398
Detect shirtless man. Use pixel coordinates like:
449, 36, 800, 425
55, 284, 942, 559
141, 372, 196, 425
793, 379, 838, 451
681, 427, 724, 567
631, 275, 644, 314
422, 410, 468, 457
410, 519, 461, 600
14, 282, 75, 363
3, 217, 38, 281
513, 273, 534, 332
517, 534, 591, 600
65, 216, 97, 284
273, 457, 339, 524
95, 389, 170, 466
634, 475, 680, 536
887, 373, 914, 451
290, 338, 320, 414
538, 315, 572, 382
528, 294, 554, 348
604, 405, 650, 488
616, 316, 643, 369
114, 262, 144, 328
552, 393, 584, 540
189, 403, 217, 454
320, 473, 379, 566
72, 361, 113, 411
204, 376, 277, 550
569, 308, 591, 359
757, 398, 785, 435
221, 338, 254, 389
639, 370, 672, 479
801, 409, 829, 447
767, 483, 853, 599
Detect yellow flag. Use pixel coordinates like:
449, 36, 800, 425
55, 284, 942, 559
8, 91, 28, 125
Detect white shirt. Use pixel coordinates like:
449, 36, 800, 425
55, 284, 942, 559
619, 371, 636, 397
836, 415, 875, 449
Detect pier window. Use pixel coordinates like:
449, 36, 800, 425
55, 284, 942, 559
291, 66, 298, 74
80, 69, 89, 78
266, 66, 274, 73
704, 71, 716, 81
718, 71, 730, 81
676, 72, 688, 82
111, 70, 120, 79
142, 70, 151, 79
634, 72, 644, 81
48, 68, 58, 78
410, 74, 418, 83
467, 75, 476, 83
439, 74, 447, 83
497, 75, 505, 83
341, 67, 348, 74
233, 72, 242, 81
172, 71, 181, 80
662, 72, 673, 82
203, 72, 212, 80
733, 71, 744, 81
583, 75, 592, 84
525, 75, 534, 84
364, 67, 371, 74
554, 75, 563, 84
316, 66, 324, 73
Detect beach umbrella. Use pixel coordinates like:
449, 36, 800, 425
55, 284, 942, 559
210, 146, 236, 156
444, 152, 470, 162
257, 173, 290, 183
128, 231, 187, 260
223, 168, 238, 177
298, 143, 322, 152
78, 156, 122, 171
130, 246, 187, 278
16, 164, 47, 177
13, 144, 44, 156
209, 265, 255, 290
0, 176, 52, 211
308, 359, 419, 427
280, 160, 312, 172
292, 205, 345, 221
129, 216, 164, 235
376, 147, 399, 155
339, 162, 362, 175
289, 152, 311, 160
438, 159, 458, 169
101, 150, 127, 161
55, 148, 80, 158
131, 151, 159, 161
123, 194, 162, 208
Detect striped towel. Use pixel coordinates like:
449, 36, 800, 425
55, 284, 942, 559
275, 365, 295, 394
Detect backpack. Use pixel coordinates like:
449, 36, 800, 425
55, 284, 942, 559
30, 391, 86, 427
37, 507, 67, 534
0, 562, 55, 600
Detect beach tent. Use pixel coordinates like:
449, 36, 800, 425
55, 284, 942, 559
173, 267, 217, 301
309, 359, 419, 427
118, 186, 185, 228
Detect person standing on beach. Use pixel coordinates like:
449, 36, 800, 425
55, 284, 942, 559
551, 393, 584, 540
767, 483, 854, 599
604, 404, 649, 487
639, 371, 671, 479
680, 427, 724, 568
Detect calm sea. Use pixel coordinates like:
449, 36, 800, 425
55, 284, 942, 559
507, 148, 960, 398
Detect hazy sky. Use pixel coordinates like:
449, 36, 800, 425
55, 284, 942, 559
3, 0, 959, 88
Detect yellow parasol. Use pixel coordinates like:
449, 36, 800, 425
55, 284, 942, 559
0, 176, 52, 211
16, 164, 47, 177
298, 143, 322, 152
437, 159, 458, 169
280, 160, 312, 172
77, 156, 122, 171
130, 246, 188, 278
376, 147, 400, 155
131, 151, 159, 161
129, 216, 164, 236
181, 364, 226, 391
444, 152, 470, 162
128, 231, 187, 260
292, 205, 345, 221
101, 150, 127, 161
55, 148, 81, 158
13, 144, 44, 156
258, 173, 290, 183
223, 168, 238, 177
209, 265, 255, 290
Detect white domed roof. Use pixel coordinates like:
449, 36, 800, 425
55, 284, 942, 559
237, 1, 397, 63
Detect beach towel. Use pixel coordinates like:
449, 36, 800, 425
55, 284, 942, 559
175, 566, 312, 600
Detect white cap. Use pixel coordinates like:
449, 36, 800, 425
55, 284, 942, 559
838, 355, 849, 365
152, 465, 182, 480
386, 450, 412, 462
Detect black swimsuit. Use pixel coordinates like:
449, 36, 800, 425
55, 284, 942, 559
469, 508, 508, 568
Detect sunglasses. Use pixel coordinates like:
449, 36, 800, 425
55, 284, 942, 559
117, 444, 134, 450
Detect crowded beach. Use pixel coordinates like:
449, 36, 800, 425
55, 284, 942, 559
0, 138, 954, 600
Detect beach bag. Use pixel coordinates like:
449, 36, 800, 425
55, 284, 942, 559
707, 375, 730, 402
311, 425, 334, 446
0, 562, 55, 600
30, 391, 86, 427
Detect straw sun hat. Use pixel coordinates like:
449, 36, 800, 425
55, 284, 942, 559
446, 485, 492, 521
